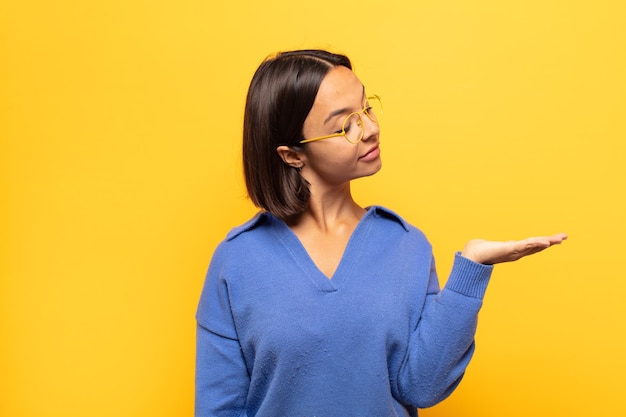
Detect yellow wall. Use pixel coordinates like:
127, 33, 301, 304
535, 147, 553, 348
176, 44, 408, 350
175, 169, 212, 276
1, 1, 624, 416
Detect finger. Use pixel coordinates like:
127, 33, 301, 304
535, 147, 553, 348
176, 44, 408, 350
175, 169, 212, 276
526, 234, 567, 247
550, 233, 568, 243
523, 238, 551, 249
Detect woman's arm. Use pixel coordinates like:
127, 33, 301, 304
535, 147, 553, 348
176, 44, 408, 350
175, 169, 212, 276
195, 323, 249, 416
394, 233, 567, 407
195, 243, 250, 416
394, 254, 492, 408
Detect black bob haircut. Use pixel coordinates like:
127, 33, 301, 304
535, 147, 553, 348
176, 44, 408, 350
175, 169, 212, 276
242, 49, 352, 219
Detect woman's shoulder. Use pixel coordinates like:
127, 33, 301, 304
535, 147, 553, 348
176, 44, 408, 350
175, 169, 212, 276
209, 211, 280, 266
224, 211, 272, 241
366, 205, 427, 236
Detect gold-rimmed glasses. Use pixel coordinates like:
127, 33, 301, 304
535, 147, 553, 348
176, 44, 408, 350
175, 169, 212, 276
299, 95, 383, 144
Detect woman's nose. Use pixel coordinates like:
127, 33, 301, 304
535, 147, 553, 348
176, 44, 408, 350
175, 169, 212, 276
361, 115, 379, 142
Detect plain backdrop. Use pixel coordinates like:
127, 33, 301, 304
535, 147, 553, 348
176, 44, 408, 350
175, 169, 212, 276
1, 1, 625, 416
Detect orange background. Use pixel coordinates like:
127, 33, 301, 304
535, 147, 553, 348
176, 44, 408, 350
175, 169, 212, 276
1, 1, 625, 416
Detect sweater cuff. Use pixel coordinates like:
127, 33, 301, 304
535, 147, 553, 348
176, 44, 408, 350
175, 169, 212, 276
445, 252, 494, 299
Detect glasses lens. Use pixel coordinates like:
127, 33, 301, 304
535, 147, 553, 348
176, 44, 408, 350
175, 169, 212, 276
343, 113, 364, 144
364, 95, 383, 123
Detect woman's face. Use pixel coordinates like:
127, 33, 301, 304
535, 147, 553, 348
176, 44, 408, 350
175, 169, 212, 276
299, 65, 382, 187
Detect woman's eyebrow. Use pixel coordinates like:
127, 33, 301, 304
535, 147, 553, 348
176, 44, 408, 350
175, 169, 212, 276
323, 107, 350, 125
323, 86, 366, 125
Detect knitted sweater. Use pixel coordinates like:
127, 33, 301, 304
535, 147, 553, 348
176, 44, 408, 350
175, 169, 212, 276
196, 206, 493, 417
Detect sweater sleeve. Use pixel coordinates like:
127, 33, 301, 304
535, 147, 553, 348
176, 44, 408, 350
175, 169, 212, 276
394, 252, 493, 408
195, 245, 250, 416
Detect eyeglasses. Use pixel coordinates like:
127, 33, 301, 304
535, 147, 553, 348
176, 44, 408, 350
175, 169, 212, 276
299, 95, 383, 144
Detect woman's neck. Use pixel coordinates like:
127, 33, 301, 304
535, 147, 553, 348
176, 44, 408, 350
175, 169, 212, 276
286, 184, 365, 233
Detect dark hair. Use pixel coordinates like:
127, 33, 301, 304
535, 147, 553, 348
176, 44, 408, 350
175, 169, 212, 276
243, 49, 352, 219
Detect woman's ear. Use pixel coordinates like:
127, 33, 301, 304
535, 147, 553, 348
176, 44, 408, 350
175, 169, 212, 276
276, 146, 305, 170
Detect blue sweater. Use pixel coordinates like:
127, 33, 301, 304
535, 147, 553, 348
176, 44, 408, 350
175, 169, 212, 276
196, 206, 493, 417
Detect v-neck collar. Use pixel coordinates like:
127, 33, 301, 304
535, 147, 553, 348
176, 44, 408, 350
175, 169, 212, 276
226, 206, 409, 293
271, 210, 374, 292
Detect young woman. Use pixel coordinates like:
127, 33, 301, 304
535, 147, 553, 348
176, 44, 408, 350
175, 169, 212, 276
195, 49, 566, 417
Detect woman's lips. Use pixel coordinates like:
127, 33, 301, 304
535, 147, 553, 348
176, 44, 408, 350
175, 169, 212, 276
359, 145, 380, 161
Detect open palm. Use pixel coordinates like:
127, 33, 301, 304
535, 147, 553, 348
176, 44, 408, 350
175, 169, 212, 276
461, 233, 568, 265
